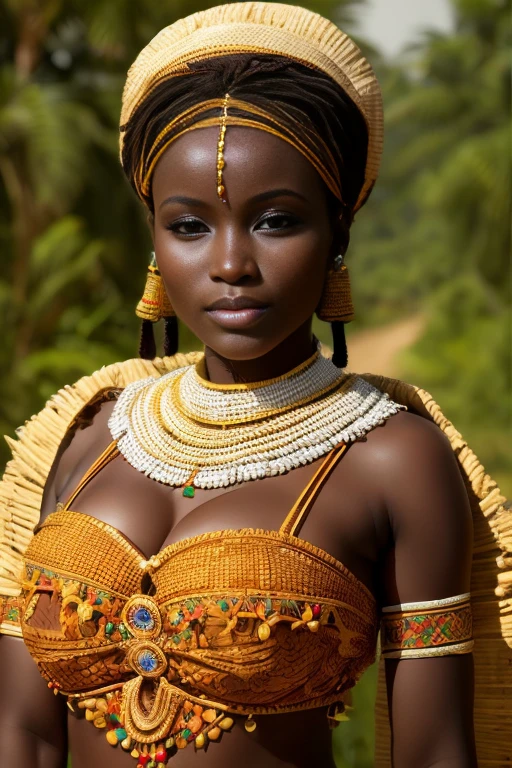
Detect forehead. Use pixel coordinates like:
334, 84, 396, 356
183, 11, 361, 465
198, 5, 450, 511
151, 125, 328, 204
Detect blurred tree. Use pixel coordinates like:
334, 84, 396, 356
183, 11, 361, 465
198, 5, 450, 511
349, 0, 511, 492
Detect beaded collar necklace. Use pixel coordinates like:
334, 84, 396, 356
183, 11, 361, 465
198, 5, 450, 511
108, 351, 405, 496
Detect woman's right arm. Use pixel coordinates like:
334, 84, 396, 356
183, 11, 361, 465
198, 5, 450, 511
0, 398, 116, 766
0, 442, 68, 766
0, 635, 68, 767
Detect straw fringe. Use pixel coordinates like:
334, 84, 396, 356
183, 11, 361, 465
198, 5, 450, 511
360, 374, 511, 766
0, 353, 201, 601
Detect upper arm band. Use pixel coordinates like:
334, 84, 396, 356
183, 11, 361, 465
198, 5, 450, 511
380, 592, 473, 659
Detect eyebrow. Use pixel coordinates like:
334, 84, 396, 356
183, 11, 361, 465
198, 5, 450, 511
158, 188, 308, 211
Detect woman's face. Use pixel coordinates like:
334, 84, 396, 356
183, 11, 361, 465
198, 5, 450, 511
151, 126, 337, 361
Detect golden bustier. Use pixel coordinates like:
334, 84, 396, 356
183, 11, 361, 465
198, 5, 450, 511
21, 508, 377, 714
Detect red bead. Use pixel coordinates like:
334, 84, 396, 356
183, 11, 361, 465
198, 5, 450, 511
155, 747, 167, 761
137, 756, 151, 767
312, 604, 322, 619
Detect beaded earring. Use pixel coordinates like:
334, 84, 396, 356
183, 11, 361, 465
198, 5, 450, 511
136, 252, 178, 360
316, 252, 353, 370
315, 253, 354, 323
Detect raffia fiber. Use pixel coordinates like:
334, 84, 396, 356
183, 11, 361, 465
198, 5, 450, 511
120, 2, 383, 212
360, 374, 512, 767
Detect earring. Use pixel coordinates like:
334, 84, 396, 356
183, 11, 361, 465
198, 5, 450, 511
136, 252, 178, 361
316, 253, 355, 322
136, 252, 175, 322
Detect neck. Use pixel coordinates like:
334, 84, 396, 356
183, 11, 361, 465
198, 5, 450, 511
203, 322, 316, 385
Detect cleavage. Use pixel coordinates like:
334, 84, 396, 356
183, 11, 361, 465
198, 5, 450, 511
60, 449, 324, 561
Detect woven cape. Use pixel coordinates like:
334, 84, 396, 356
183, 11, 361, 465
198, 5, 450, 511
120, 1, 383, 213
0, 353, 510, 764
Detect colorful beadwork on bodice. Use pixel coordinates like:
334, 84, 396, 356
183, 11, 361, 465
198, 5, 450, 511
20, 509, 377, 763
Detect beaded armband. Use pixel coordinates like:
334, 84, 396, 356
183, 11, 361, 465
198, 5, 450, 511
380, 593, 473, 659
0, 593, 22, 637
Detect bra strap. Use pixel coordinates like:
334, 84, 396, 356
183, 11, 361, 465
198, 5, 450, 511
279, 443, 349, 537
62, 440, 120, 511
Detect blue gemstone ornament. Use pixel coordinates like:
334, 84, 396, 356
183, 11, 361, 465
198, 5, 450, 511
122, 595, 162, 640
138, 649, 158, 673
132, 606, 154, 631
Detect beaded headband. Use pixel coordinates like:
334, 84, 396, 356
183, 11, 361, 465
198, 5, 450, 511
121, 2, 383, 213
135, 93, 343, 206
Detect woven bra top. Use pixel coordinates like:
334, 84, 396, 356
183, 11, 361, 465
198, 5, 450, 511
20, 439, 378, 718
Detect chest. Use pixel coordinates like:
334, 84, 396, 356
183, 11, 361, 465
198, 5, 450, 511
55, 442, 385, 595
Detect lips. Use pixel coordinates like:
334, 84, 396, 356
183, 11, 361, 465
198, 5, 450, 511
205, 296, 269, 329
205, 296, 268, 312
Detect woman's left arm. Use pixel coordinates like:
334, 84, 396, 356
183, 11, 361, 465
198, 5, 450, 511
376, 412, 477, 768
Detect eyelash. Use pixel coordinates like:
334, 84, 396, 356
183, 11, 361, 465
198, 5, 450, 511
167, 213, 299, 236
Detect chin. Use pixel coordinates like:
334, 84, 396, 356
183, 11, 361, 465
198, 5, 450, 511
200, 332, 288, 362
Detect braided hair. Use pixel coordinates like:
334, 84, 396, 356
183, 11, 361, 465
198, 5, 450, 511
122, 53, 369, 365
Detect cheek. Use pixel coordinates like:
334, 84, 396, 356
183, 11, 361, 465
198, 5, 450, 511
264, 231, 329, 314
153, 233, 208, 306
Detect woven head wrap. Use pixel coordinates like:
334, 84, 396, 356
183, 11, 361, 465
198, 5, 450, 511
120, 1, 383, 213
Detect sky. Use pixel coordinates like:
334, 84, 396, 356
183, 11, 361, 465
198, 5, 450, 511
356, 0, 454, 58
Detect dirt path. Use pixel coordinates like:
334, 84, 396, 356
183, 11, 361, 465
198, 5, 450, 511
345, 314, 425, 377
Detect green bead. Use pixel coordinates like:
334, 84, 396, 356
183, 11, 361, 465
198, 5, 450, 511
115, 727, 127, 740
105, 622, 114, 635
118, 622, 129, 640
182, 728, 192, 739
183, 485, 195, 498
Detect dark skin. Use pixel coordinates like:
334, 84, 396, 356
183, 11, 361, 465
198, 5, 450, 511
0, 126, 477, 768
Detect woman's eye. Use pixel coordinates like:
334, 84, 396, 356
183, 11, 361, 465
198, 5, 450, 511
256, 214, 298, 231
167, 219, 207, 236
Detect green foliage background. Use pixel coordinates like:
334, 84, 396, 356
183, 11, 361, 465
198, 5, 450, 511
1, 1, 510, 766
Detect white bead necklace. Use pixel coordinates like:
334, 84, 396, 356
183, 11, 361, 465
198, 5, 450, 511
108, 351, 405, 492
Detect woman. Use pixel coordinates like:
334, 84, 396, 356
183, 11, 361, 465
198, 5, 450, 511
0, 4, 509, 768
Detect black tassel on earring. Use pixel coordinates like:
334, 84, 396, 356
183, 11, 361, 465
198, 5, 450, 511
164, 316, 179, 357
139, 319, 156, 360
331, 321, 348, 368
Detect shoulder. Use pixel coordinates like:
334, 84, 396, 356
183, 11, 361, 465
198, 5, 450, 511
362, 407, 457, 473
39, 393, 119, 522
35, 352, 201, 521
342, 390, 473, 554
53, 397, 118, 494
348, 371, 466, 489
344, 393, 473, 602
365, 410, 473, 596
364, 408, 471, 516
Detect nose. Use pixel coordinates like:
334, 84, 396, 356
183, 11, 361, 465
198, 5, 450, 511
208, 227, 260, 285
